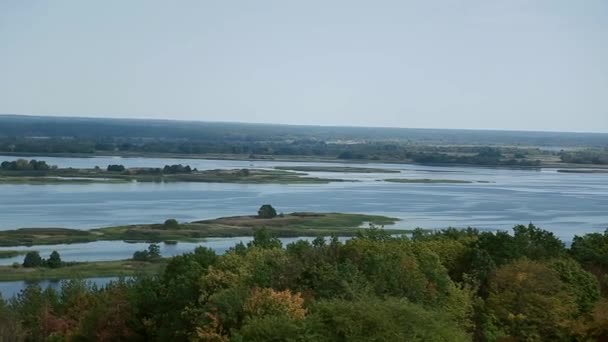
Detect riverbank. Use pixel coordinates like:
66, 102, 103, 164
0, 212, 404, 247
0, 260, 165, 281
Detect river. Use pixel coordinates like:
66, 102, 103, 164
1, 155, 607, 241
1, 155, 607, 297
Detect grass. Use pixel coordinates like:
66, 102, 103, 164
0, 213, 406, 247
0, 260, 166, 282
274, 166, 400, 173
0, 168, 347, 184
384, 178, 474, 184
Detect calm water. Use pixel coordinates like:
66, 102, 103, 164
1, 155, 607, 297
0, 277, 119, 299
1, 155, 608, 242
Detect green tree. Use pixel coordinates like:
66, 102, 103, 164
248, 229, 282, 250
46, 251, 62, 269
548, 258, 600, 314
22, 251, 42, 268
163, 218, 179, 229
305, 297, 469, 341
107, 164, 125, 172
147, 244, 161, 260
257, 204, 277, 219
486, 259, 579, 340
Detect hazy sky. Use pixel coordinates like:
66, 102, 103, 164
1, 1, 607, 132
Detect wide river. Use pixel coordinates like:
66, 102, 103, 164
1, 155, 607, 297
1, 155, 607, 242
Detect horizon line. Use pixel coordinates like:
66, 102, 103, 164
1, 113, 607, 135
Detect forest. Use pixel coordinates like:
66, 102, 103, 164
1, 224, 608, 341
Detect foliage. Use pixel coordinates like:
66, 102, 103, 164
163, 164, 192, 174
306, 297, 469, 341
163, 218, 179, 229
132, 244, 162, 262
22, 251, 42, 268
257, 204, 277, 219
486, 259, 580, 340
3, 225, 608, 340
46, 251, 62, 269
0, 159, 51, 171
107, 164, 126, 172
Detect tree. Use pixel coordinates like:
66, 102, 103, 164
248, 229, 282, 250
163, 218, 179, 229
107, 164, 125, 172
243, 288, 306, 320
148, 243, 161, 260
486, 259, 579, 340
47, 251, 62, 269
132, 244, 162, 262
305, 297, 469, 341
23, 251, 42, 268
257, 205, 277, 219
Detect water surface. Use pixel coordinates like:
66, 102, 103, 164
1, 155, 607, 242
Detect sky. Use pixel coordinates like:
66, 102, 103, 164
0, 1, 607, 133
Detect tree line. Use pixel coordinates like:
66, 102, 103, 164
0, 136, 553, 166
1, 224, 608, 340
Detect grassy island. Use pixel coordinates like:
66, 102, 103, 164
0, 161, 348, 184
274, 166, 400, 173
0, 212, 403, 247
384, 178, 474, 184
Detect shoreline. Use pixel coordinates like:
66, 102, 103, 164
2, 151, 608, 170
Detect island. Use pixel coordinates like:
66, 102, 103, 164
0, 159, 349, 184
0, 211, 404, 247
274, 166, 400, 173
383, 178, 474, 184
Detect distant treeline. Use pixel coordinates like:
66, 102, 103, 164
107, 164, 195, 174
0, 137, 546, 166
560, 149, 608, 165
1, 115, 608, 147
